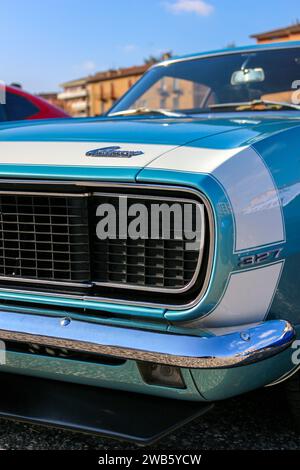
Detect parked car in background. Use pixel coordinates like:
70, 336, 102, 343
0, 42, 299, 444
0, 85, 69, 121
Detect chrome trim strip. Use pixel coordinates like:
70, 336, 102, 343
0, 312, 294, 369
0, 181, 215, 311
0, 286, 83, 300
92, 191, 205, 294
0, 277, 93, 288
0, 191, 90, 197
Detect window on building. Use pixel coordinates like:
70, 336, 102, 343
173, 95, 179, 109
173, 79, 180, 93
193, 83, 213, 108
125, 77, 193, 110
159, 97, 166, 108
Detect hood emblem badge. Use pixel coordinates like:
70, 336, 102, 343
85, 146, 144, 158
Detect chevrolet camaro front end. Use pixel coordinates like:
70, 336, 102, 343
0, 42, 299, 444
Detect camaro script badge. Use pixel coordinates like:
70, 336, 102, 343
85, 146, 144, 158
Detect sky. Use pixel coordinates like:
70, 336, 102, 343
1, 0, 299, 93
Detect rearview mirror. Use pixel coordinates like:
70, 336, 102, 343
231, 68, 265, 86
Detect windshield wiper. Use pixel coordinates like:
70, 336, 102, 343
209, 99, 300, 111
108, 107, 187, 118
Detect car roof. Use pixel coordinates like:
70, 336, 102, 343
154, 41, 300, 67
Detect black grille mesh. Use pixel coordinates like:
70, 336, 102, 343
0, 194, 90, 283
93, 238, 199, 289
92, 195, 201, 290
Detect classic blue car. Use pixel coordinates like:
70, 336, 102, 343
0, 41, 299, 444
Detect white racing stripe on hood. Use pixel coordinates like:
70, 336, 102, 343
147, 145, 247, 172
0, 141, 175, 168
148, 145, 285, 251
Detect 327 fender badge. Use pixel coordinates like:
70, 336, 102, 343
238, 248, 283, 267
85, 146, 144, 158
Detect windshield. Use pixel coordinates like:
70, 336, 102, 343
109, 47, 300, 115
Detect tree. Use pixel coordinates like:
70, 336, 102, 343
144, 51, 173, 65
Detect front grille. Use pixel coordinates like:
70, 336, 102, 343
0, 188, 208, 303
93, 239, 199, 289
0, 193, 90, 285
92, 195, 202, 291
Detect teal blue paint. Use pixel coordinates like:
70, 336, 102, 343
187, 119, 300, 150
192, 347, 294, 400
2, 114, 300, 148
0, 290, 165, 318
0, 352, 202, 401
0, 117, 243, 144
0, 302, 171, 333
0, 303, 216, 338
251, 125, 300, 325
0, 164, 140, 181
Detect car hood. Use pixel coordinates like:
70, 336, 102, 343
0, 115, 299, 181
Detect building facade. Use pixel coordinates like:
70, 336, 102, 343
57, 54, 177, 117
251, 23, 300, 44
37, 92, 65, 111
131, 76, 213, 112
58, 78, 89, 117
87, 64, 151, 116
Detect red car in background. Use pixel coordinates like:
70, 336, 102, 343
0, 85, 69, 122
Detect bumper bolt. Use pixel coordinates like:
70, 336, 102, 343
60, 317, 71, 327
240, 332, 251, 342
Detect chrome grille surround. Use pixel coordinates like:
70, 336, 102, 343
92, 192, 205, 293
0, 182, 214, 310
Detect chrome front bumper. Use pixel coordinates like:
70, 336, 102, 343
0, 310, 295, 369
